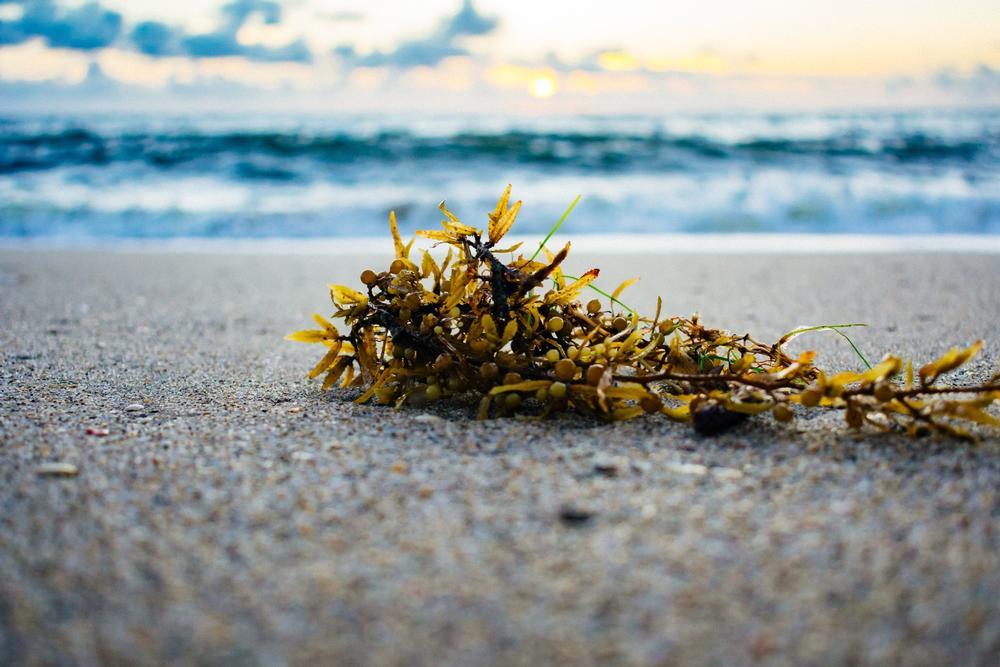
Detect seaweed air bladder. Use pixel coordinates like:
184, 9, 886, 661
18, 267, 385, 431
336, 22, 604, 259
288, 186, 1000, 439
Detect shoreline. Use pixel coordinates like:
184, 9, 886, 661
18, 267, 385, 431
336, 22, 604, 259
1, 248, 998, 664
3, 233, 1000, 255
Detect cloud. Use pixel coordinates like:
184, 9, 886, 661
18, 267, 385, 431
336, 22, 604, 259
130, 20, 183, 57
0, 0, 311, 63
341, 0, 497, 69
933, 64, 999, 91
221, 0, 282, 30
355, 41, 465, 68
0, 0, 122, 50
332, 44, 356, 59
126, 0, 311, 63
443, 0, 497, 38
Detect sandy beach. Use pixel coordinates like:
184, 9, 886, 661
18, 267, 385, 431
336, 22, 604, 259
1, 247, 998, 665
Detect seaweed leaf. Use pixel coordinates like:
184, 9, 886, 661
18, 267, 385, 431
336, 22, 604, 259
287, 186, 1000, 439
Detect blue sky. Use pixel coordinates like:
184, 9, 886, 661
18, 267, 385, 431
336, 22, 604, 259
1, 0, 998, 112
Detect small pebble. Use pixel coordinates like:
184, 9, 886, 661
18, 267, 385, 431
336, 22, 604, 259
36, 462, 78, 477
712, 467, 744, 480
414, 414, 443, 423
288, 406, 303, 413
125, 403, 145, 412
391, 461, 408, 474
291, 451, 314, 462
664, 462, 708, 476
558, 505, 594, 525
593, 455, 627, 477
85, 427, 110, 436
417, 484, 434, 498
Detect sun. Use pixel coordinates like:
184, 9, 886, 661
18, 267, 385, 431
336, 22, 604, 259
529, 75, 557, 98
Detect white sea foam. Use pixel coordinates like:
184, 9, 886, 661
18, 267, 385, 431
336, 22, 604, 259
1, 110, 997, 239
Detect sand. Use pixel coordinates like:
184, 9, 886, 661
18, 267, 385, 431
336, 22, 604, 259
1, 248, 998, 665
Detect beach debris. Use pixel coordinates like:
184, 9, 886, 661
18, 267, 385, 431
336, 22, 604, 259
712, 467, 745, 481
593, 454, 626, 477
288, 186, 1000, 439
692, 401, 750, 435
664, 462, 709, 477
36, 462, 79, 477
559, 504, 595, 525
85, 427, 110, 437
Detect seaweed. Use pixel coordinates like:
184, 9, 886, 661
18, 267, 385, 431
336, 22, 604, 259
288, 186, 1000, 439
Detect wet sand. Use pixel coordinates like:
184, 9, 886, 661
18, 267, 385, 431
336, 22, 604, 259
1, 248, 998, 665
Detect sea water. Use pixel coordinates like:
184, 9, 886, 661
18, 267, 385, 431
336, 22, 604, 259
1, 109, 997, 241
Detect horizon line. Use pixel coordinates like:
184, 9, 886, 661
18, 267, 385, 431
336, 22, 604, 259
4, 234, 1000, 255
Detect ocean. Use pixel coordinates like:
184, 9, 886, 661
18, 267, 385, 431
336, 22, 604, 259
1, 109, 997, 241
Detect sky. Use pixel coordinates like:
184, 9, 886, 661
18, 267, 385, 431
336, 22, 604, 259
1, 0, 998, 112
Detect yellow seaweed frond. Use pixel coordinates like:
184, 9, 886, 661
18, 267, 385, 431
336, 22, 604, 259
439, 201, 480, 237
328, 284, 368, 307
919, 340, 982, 385
389, 210, 407, 259
546, 268, 599, 305
286, 185, 1000, 439
308, 342, 344, 379
285, 329, 332, 344
489, 198, 521, 245
611, 277, 640, 301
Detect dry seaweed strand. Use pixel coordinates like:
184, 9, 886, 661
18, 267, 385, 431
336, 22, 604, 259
288, 186, 1000, 439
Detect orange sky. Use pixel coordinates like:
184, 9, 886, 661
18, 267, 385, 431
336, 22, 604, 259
1, 0, 997, 110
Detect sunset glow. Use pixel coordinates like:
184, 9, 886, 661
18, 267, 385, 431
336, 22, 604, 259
529, 74, 556, 98
0, 0, 996, 111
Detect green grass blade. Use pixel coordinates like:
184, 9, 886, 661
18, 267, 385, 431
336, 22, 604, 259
830, 328, 873, 369
779, 323, 872, 369
530, 194, 581, 262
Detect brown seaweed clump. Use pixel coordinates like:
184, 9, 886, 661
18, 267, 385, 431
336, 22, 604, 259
288, 186, 1000, 439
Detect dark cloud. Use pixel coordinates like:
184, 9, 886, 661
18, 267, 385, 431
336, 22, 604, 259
0, 20, 24, 46
239, 38, 311, 63
443, 0, 497, 38
180, 0, 311, 63
126, 0, 311, 63
221, 0, 282, 30
183, 31, 244, 59
121, 0, 307, 63
339, 0, 497, 69
0, 0, 122, 50
130, 20, 183, 57
355, 41, 465, 68
0, 0, 311, 63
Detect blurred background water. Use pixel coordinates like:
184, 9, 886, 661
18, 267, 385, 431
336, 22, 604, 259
1, 109, 997, 241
